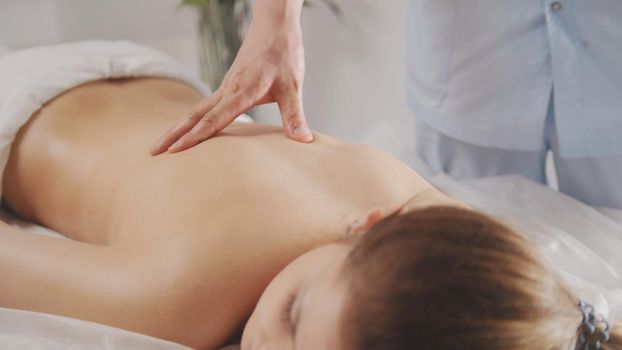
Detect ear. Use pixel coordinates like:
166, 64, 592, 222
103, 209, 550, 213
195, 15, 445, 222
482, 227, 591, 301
364, 209, 387, 229
349, 206, 399, 236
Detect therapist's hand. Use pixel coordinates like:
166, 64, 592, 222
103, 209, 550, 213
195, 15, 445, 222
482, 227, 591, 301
151, 0, 312, 156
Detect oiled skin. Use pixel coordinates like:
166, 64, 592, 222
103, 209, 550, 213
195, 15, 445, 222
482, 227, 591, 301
1, 78, 430, 349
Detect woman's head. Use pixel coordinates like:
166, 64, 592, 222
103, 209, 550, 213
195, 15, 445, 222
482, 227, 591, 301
241, 205, 621, 350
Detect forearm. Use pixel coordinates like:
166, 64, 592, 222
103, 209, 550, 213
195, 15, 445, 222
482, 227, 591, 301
0, 222, 244, 348
0, 222, 115, 312
0, 223, 159, 340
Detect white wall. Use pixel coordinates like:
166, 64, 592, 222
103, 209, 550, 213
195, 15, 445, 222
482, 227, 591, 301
266, 0, 414, 164
0, 0, 415, 164
0, 0, 201, 69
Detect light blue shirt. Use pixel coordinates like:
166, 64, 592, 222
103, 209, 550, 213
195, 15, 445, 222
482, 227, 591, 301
407, 0, 622, 158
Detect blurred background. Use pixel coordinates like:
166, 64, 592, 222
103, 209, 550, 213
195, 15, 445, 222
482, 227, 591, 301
0, 0, 415, 165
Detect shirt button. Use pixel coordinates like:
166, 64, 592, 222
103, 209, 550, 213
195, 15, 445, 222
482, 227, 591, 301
551, 1, 563, 12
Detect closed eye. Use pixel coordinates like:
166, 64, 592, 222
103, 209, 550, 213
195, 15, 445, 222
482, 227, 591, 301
282, 293, 297, 331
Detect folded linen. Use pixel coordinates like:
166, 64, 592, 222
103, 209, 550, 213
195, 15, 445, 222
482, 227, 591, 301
0, 40, 244, 199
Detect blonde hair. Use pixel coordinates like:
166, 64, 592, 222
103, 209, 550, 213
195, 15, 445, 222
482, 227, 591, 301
340, 205, 621, 350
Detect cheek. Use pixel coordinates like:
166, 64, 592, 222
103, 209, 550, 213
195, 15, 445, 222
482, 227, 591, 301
241, 294, 279, 349
240, 313, 258, 349
240, 250, 319, 348
240, 310, 291, 350
240, 280, 292, 348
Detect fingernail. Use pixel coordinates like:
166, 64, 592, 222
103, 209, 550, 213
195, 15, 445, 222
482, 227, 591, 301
151, 138, 164, 152
292, 124, 313, 141
168, 139, 184, 152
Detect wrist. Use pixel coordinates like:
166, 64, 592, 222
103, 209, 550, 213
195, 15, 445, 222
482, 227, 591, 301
252, 0, 304, 26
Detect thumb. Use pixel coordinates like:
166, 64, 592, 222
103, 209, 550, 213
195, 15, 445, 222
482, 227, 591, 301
276, 91, 313, 143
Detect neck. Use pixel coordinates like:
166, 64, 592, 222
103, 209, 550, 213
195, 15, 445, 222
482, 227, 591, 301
402, 187, 468, 213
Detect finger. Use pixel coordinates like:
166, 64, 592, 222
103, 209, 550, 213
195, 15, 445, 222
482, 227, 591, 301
167, 94, 252, 153
150, 93, 222, 155
150, 94, 222, 155
276, 91, 313, 143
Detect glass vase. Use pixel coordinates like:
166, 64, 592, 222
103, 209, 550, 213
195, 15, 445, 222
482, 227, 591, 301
196, 0, 253, 91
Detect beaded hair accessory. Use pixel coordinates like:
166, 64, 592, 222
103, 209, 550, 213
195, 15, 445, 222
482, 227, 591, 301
577, 300, 610, 350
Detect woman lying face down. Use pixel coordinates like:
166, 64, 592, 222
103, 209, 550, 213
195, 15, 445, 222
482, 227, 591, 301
0, 76, 618, 350
242, 203, 622, 350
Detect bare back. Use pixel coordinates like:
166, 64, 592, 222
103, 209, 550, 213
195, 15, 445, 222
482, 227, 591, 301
1, 78, 431, 346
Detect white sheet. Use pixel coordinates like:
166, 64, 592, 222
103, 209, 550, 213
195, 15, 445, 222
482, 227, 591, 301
432, 174, 622, 320
0, 306, 190, 350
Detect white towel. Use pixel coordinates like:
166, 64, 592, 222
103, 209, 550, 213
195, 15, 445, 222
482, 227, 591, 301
0, 40, 211, 199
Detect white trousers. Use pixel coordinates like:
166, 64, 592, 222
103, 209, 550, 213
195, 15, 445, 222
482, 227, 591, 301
415, 100, 622, 209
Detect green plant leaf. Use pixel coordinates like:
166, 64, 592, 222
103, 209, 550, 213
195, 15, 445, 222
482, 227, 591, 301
179, 0, 209, 7
317, 0, 343, 19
